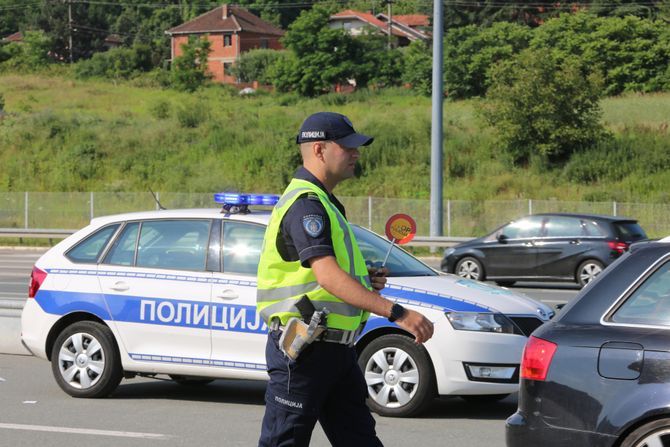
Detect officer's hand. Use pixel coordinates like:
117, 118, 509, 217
367, 267, 388, 293
396, 310, 434, 344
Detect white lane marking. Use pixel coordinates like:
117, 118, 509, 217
0, 423, 172, 440
0, 377, 5, 382
22, 401, 37, 404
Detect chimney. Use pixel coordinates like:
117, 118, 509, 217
222, 4, 228, 19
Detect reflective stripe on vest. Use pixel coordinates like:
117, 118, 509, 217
256, 179, 371, 330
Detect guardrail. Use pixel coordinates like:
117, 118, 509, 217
0, 228, 77, 238
0, 228, 473, 247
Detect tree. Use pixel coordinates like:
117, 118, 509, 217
479, 48, 607, 166
275, 6, 367, 96
231, 48, 286, 84
170, 35, 212, 92
401, 40, 432, 96
531, 13, 670, 95
444, 21, 531, 99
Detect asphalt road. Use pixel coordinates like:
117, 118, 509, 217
0, 353, 519, 447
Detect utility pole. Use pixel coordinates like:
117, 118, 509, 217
386, 0, 393, 50
67, 0, 73, 63
430, 0, 444, 243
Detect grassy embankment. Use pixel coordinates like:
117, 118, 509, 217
1, 73, 670, 203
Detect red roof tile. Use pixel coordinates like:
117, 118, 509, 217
2, 31, 23, 42
330, 10, 406, 37
393, 15, 430, 27
167, 5, 283, 36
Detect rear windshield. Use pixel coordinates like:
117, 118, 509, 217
614, 222, 647, 242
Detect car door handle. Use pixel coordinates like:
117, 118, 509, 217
570, 240, 580, 244
216, 289, 239, 300
109, 281, 129, 292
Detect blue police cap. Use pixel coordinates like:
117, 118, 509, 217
296, 112, 374, 148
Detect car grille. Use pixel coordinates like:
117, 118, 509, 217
510, 317, 545, 337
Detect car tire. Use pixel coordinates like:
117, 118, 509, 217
358, 334, 435, 417
169, 375, 215, 386
50, 321, 122, 398
620, 418, 670, 447
576, 259, 604, 287
460, 394, 510, 404
495, 281, 515, 287
455, 257, 485, 281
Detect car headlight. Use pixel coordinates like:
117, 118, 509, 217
443, 247, 455, 257
445, 312, 518, 334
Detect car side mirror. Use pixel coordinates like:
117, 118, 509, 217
497, 234, 508, 244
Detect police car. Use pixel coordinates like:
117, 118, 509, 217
21, 193, 554, 417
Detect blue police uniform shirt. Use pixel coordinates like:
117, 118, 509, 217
278, 167, 347, 267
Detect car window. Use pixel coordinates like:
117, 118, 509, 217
582, 219, 607, 237
104, 222, 139, 266
501, 216, 543, 239
544, 216, 583, 237
352, 225, 436, 277
611, 260, 670, 327
222, 221, 265, 275
66, 224, 120, 264
614, 222, 647, 242
135, 220, 210, 271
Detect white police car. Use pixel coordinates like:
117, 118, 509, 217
21, 193, 554, 417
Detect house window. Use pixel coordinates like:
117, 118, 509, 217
223, 62, 233, 77
260, 38, 268, 49
223, 34, 232, 47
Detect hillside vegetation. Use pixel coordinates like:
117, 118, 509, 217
1, 74, 670, 202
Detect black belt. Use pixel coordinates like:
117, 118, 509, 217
269, 319, 362, 346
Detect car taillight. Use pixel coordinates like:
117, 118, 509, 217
608, 241, 629, 255
28, 266, 47, 298
520, 336, 557, 381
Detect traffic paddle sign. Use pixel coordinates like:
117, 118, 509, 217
385, 213, 417, 245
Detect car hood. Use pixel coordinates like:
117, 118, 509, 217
383, 275, 553, 320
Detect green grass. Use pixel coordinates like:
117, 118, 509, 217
1, 73, 669, 204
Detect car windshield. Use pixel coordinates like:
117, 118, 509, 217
614, 222, 647, 242
352, 225, 437, 277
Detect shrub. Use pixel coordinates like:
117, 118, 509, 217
74, 44, 153, 80
176, 101, 209, 128
480, 48, 607, 166
150, 100, 171, 120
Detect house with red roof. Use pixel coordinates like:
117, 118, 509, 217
166, 4, 283, 84
329, 10, 430, 47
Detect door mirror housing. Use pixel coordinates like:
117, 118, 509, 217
497, 234, 508, 244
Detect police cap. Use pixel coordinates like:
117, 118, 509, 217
296, 112, 374, 148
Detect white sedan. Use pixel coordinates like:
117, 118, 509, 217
21, 200, 553, 417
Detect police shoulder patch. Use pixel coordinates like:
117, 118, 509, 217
302, 214, 324, 238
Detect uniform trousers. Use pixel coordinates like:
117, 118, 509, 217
258, 329, 384, 447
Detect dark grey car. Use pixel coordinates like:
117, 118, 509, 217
506, 239, 670, 446
441, 213, 647, 287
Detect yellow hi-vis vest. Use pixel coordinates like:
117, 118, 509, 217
256, 178, 372, 331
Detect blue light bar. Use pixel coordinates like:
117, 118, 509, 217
214, 192, 280, 207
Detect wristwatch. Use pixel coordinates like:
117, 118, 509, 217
388, 303, 407, 323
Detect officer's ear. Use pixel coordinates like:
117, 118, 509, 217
312, 141, 326, 162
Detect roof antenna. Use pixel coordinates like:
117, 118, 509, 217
149, 188, 166, 210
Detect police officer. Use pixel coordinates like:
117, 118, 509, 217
256, 112, 434, 447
